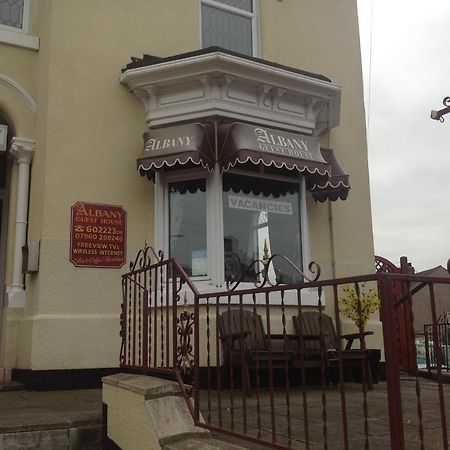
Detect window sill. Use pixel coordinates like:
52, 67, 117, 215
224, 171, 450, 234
0, 29, 39, 50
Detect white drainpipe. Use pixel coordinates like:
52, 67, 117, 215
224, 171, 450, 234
6, 137, 35, 308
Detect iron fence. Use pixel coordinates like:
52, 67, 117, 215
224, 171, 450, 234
424, 320, 450, 372
120, 248, 450, 450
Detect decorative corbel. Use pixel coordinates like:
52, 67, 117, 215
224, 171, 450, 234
257, 84, 274, 109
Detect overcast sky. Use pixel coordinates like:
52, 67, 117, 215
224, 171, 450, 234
357, 0, 450, 272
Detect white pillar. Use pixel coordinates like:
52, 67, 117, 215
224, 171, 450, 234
6, 137, 35, 308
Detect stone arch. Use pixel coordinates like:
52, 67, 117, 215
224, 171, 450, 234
0, 74, 36, 114
0, 76, 36, 138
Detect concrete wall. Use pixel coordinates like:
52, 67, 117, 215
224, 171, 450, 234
0, 0, 377, 371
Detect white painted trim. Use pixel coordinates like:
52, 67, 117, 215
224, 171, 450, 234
0, 0, 31, 33
300, 177, 312, 275
153, 167, 311, 295
0, 29, 39, 50
121, 50, 341, 133
120, 52, 339, 94
154, 172, 164, 254
21, 0, 32, 34
6, 136, 36, 308
0, 74, 37, 112
252, 0, 260, 57
202, 0, 254, 17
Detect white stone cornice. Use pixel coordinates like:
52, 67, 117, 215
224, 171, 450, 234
10, 137, 36, 164
120, 51, 342, 135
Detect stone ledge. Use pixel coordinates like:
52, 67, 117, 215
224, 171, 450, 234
102, 373, 183, 399
147, 395, 209, 445
0, 426, 101, 449
103, 373, 211, 450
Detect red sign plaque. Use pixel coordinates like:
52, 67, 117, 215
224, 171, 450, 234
70, 202, 127, 268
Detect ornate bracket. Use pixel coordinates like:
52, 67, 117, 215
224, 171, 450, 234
431, 97, 450, 122
176, 293, 194, 379
226, 253, 321, 291
128, 245, 163, 271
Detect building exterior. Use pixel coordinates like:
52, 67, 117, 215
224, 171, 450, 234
0, 0, 376, 387
412, 265, 450, 333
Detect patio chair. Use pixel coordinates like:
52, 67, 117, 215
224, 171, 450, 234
217, 309, 297, 395
293, 311, 374, 389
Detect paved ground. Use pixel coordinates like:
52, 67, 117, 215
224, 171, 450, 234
0, 377, 448, 449
199, 376, 450, 450
0, 389, 102, 449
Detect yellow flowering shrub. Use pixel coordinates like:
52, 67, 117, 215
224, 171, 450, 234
339, 284, 380, 331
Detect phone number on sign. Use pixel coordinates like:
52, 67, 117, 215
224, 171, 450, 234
75, 225, 123, 235
74, 233, 124, 242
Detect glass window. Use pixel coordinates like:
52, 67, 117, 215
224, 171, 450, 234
201, 0, 256, 56
158, 167, 307, 290
169, 179, 207, 277
223, 174, 303, 284
0, 0, 24, 29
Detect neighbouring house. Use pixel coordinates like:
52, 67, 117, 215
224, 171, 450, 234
412, 265, 450, 333
0, 0, 378, 389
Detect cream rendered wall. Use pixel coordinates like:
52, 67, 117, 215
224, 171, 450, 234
10, 0, 377, 370
0, 1, 39, 368
17, 0, 200, 370
260, 0, 378, 346
260, 0, 374, 277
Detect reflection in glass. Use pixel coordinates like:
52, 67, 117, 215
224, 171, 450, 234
223, 174, 302, 284
169, 179, 207, 277
202, 4, 252, 56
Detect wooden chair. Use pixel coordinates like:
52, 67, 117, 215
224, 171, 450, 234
293, 311, 374, 389
217, 309, 296, 395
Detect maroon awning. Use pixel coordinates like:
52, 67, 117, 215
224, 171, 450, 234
137, 122, 350, 202
310, 148, 350, 202
137, 123, 214, 179
218, 122, 330, 184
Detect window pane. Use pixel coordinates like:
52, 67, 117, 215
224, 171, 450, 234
169, 179, 207, 277
202, 4, 252, 56
223, 174, 303, 284
0, 0, 24, 29
213, 0, 253, 12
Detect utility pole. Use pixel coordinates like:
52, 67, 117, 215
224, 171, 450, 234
431, 97, 450, 122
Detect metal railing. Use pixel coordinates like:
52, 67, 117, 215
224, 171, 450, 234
425, 319, 450, 372
120, 248, 450, 450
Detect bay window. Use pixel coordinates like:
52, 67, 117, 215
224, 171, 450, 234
157, 166, 309, 290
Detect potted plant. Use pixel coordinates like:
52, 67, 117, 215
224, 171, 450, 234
339, 283, 381, 382
339, 283, 380, 331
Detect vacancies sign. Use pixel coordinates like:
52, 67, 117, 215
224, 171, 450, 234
70, 201, 126, 268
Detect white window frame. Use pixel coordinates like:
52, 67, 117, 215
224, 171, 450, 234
0, 0, 31, 34
199, 0, 260, 57
0, 0, 38, 50
154, 163, 313, 302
